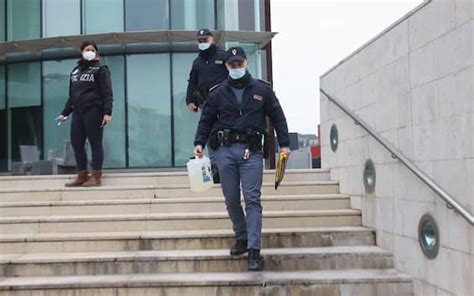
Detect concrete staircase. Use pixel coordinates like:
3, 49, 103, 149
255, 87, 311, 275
0, 170, 413, 296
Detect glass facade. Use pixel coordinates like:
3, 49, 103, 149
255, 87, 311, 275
43, 0, 81, 37
171, 0, 215, 30
7, 0, 41, 41
0, 0, 5, 42
0, 65, 6, 171
83, 0, 124, 34
7, 62, 42, 163
172, 53, 200, 166
127, 53, 172, 167
0, 0, 271, 172
125, 0, 169, 31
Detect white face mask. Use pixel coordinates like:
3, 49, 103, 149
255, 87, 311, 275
229, 68, 246, 80
198, 42, 211, 51
82, 50, 96, 61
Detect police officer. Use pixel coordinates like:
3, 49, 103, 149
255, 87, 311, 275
193, 47, 291, 271
56, 40, 113, 187
186, 29, 228, 112
186, 28, 228, 183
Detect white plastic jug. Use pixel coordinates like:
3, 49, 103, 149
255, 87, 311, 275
186, 156, 213, 192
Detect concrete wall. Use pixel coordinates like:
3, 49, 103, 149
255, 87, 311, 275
319, 0, 473, 295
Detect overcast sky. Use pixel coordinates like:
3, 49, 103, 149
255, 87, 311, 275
270, 0, 423, 134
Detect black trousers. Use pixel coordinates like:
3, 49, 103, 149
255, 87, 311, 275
70, 107, 104, 171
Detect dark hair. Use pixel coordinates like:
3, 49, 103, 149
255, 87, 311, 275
80, 40, 98, 52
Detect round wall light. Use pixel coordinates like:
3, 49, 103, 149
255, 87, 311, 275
418, 214, 440, 259
330, 124, 338, 152
363, 159, 376, 194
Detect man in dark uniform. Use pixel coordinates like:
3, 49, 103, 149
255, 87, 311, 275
186, 28, 228, 112
193, 47, 291, 271
186, 29, 228, 183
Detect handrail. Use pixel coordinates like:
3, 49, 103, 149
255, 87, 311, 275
320, 88, 474, 226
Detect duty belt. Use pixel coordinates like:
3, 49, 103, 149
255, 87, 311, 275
216, 130, 262, 147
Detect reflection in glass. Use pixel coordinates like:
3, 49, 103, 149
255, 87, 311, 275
172, 53, 200, 166
42, 0, 80, 37
0, 0, 5, 42
42, 59, 76, 160
127, 54, 172, 167
125, 0, 169, 31
7, 0, 41, 41
0, 65, 6, 171
8, 62, 41, 108
171, 0, 214, 30
83, 0, 124, 34
100, 56, 126, 168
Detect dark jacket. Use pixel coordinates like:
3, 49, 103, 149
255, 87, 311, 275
194, 73, 290, 148
186, 44, 228, 106
61, 60, 113, 116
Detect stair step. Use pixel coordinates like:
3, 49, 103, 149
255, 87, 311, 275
0, 246, 393, 277
0, 181, 340, 202
0, 209, 361, 234
0, 169, 330, 189
0, 194, 350, 217
0, 227, 375, 254
0, 269, 413, 296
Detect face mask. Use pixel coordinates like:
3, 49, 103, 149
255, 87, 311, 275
82, 50, 96, 61
229, 68, 246, 80
198, 42, 211, 51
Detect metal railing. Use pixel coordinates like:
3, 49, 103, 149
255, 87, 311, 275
320, 88, 474, 226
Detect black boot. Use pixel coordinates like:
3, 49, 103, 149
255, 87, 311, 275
230, 239, 248, 256
248, 249, 264, 271
212, 164, 220, 184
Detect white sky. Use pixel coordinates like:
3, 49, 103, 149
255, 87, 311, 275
271, 0, 423, 134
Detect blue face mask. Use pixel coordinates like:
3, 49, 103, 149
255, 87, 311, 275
198, 42, 211, 51
229, 68, 246, 80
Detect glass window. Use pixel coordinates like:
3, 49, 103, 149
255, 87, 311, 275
127, 54, 172, 167
8, 62, 42, 164
7, 0, 41, 41
172, 53, 200, 166
125, 0, 169, 31
42, 0, 80, 37
42, 59, 76, 160
216, 0, 238, 30
225, 42, 262, 78
0, 0, 5, 42
83, 0, 124, 34
7, 62, 41, 108
171, 0, 214, 30
217, 0, 263, 31
0, 65, 4, 110
238, 0, 256, 31
240, 43, 262, 78
10, 106, 42, 163
0, 65, 6, 171
100, 56, 126, 168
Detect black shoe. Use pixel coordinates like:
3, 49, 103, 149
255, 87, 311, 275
248, 249, 264, 271
212, 164, 220, 184
230, 239, 248, 256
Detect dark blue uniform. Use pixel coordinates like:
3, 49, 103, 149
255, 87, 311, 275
185, 45, 228, 106
194, 76, 289, 148
193, 71, 289, 260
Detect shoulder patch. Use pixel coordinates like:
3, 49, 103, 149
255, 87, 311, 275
208, 83, 221, 93
257, 79, 272, 87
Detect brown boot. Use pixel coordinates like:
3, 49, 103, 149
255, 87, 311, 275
65, 171, 89, 187
83, 170, 102, 187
